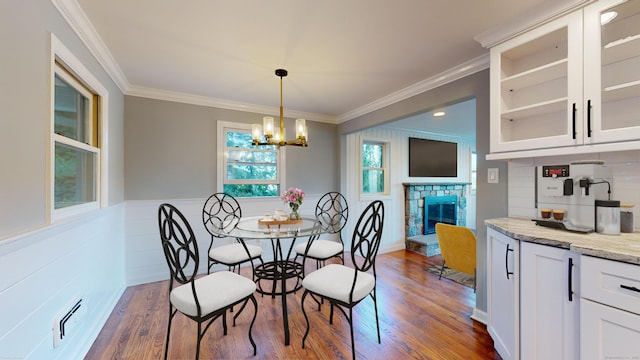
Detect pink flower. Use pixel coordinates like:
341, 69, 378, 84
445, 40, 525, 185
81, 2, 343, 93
281, 187, 304, 206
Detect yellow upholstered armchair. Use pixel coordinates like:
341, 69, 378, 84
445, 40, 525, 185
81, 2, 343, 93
435, 223, 477, 291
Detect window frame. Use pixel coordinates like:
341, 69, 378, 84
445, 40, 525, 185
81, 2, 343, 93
50, 34, 109, 222
359, 137, 390, 199
216, 121, 285, 198
470, 151, 477, 195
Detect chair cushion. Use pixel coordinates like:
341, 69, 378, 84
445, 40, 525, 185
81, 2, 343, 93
302, 264, 375, 304
170, 271, 256, 317
294, 239, 343, 259
209, 243, 263, 264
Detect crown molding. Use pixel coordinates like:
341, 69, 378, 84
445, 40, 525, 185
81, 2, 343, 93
127, 85, 337, 124
54, 0, 487, 124
474, 0, 593, 48
336, 54, 489, 123
50, 0, 129, 93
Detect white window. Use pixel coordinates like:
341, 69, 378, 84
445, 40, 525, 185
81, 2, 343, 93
217, 121, 284, 197
50, 34, 108, 221
360, 139, 389, 196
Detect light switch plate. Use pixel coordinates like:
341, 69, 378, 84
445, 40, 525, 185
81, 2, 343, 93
488, 168, 499, 183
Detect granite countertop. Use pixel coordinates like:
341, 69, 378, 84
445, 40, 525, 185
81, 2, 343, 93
485, 217, 640, 265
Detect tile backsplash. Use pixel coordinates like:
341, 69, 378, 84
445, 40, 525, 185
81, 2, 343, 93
508, 150, 640, 231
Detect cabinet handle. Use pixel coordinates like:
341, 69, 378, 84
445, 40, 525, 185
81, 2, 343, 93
505, 244, 514, 280
620, 284, 640, 293
587, 99, 592, 138
572, 103, 577, 140
568, 258, 574, 302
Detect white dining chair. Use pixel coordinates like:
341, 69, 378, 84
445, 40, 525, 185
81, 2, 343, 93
202, 193, 264, 279
158, 203, 258, 360
301, 200, 385, 360
294, 191, 349, 269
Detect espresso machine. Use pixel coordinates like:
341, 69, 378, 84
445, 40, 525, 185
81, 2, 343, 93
536, 161, 613, 232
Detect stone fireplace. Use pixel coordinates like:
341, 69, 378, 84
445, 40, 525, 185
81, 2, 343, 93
403, 183, 468, 256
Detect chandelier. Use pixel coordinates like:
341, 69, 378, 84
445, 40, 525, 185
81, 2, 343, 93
251, 69, 308, 147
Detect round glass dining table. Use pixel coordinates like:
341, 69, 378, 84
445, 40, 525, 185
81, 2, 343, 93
218, 216, 324, 346
232, 216, 321, 240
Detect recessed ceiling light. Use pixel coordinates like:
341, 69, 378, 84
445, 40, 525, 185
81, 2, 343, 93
433, 111, 446, 117
601, 11, 617, 25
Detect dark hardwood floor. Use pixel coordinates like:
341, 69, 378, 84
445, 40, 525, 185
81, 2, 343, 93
86, 250, 500, 359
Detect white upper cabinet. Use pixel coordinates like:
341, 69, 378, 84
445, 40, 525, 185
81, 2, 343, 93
491, 12, 583, 153
583, 0, 640, 144
489, 0, 640, 157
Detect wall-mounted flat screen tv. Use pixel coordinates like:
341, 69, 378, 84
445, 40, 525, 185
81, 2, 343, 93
409, 137, 457, 177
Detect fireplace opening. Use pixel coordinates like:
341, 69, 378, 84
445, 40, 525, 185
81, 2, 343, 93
424, 195, 458, 235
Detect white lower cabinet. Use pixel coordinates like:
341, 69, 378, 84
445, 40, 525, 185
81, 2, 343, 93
487, 230, 580, 360
487, 227, 640, 359
520, 242, 580, 360
580, 299, 640, 359
580, 255, 640, 360
487, 228, 519, 360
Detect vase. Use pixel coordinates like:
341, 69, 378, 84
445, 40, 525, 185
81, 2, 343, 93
289, 204, 300, 220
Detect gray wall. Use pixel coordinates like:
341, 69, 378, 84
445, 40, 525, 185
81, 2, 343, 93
0, 2, 126, 359
124, 96, 339, 199
338, 69, 509, 315
0, 0, 125, 239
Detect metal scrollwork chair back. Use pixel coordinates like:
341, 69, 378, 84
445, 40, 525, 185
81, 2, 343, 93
301, 200, 384, 360
294, 191, 349, 268
202, 193, 264, 278
158, 203, 258, 359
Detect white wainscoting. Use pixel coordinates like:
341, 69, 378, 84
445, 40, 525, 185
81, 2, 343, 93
0, 186, 430, 360
343, 126, 473, 257
0, 205, 125, 360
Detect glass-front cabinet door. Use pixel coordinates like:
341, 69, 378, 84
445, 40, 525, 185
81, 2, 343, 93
584, 0, 640, 144
490, 12, 583, 153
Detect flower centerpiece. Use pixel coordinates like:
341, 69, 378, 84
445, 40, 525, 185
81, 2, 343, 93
281, 187, 304, 220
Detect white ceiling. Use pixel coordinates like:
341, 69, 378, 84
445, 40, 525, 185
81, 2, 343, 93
382, 97, 477, 140
71, 0, 558, 135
